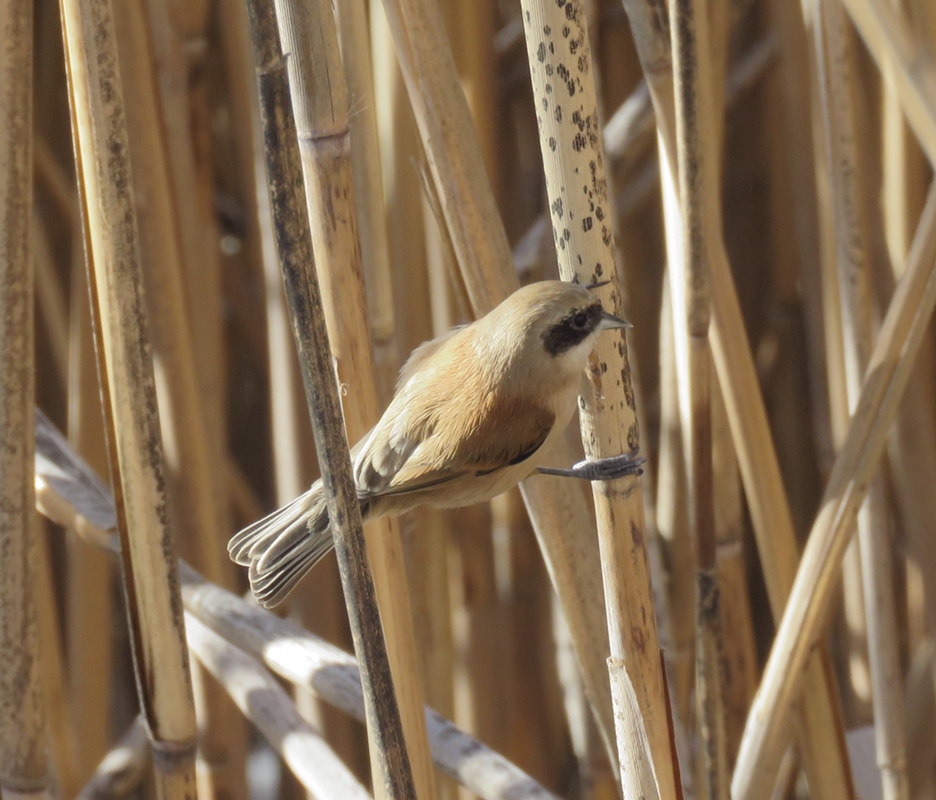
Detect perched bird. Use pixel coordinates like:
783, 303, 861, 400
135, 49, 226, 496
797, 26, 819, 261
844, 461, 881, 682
229, 280, 643, 607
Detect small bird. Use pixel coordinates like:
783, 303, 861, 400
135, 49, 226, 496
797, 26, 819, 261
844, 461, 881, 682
229, 280, 643, 607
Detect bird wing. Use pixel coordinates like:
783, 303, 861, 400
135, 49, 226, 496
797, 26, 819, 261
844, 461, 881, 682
356, 391, 556, 500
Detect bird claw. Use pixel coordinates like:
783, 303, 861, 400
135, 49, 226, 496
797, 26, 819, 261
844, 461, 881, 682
537, 447, 645, 481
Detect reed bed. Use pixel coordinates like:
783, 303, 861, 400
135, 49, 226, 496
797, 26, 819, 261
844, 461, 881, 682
10, 0, 936, 798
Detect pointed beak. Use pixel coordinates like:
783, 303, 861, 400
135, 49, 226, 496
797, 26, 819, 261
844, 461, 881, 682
597, 310, 632, 331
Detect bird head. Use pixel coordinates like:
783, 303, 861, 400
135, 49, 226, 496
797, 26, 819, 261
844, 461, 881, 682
478, 280, 631, 384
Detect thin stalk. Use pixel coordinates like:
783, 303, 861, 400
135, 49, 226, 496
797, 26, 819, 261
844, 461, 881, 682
618, 0, 854, 794
333, 0, 395, 348
186, 615, 372, 800
669, 0, 725, 794
519, 0, 676, 796
0, 0, 47, 795
812, 3, 909, 795
110, 4, 247, 796
270, 0, 435, 796
58, 0, 199, 795
656, 291, 695, 730
732, 179, 936, 798
241, 3, 416, 797
66, 248, 115, 786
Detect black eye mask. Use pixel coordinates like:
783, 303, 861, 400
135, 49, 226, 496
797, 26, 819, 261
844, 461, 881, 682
542, 303, 604, 356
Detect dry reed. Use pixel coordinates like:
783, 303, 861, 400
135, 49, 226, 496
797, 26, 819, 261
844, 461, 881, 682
242, 1, 417, 797
519, 0, 675, 795
0, 4, 48, 797
58, 0, 200, 794
32, 410, 567, 800
17, 1, 936, 799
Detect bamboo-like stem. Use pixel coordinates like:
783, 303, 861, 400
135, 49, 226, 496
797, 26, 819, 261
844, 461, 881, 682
732, 179, 936, 797
58, 0, 199, 795
379, 0, 621, 770
32, 407, 574, 800
269, 0, 435, 797
668, 0, 725, 794
334, 0, 395, 348
519, 1, 675, 796
0, 0, 48, 795
186, 614, 372, 800
619, 0, 854, 794
110, 7, 248, 796
74, 719, 150, 800
811, 2, 909, 795
241, 3, 416, 797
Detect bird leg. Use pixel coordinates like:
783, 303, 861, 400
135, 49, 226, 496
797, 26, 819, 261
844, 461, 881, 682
536, 447, 645, 481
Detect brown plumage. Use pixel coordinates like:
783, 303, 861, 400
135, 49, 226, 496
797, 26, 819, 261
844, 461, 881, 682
229, 280, 630, 607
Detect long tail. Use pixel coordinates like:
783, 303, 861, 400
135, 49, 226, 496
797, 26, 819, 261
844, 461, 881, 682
228, 482, 334, 608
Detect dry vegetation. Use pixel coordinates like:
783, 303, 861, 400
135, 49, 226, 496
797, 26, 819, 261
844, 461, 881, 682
3, 0, 936, 798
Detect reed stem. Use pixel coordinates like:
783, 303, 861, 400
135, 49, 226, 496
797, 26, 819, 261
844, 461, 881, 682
0, 6, 47, 794
58, 0, 200, 794
241, 2, 417, 796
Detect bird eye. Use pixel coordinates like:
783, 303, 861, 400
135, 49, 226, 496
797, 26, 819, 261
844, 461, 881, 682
572, 312, 588, 329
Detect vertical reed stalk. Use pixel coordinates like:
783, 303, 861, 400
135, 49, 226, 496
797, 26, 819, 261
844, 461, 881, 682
656, 292, 695, 729
270, 0, 436, 796
812, 1, 908, 794
620, 0, 854, 793
379, 0, 621, 770
0, 0, 48, 796
732, 181, 936, 798
241, 2, 417, 797
333, 0, 396, 351
58, 0, 200, 795
67, 250, 115, 786
669, 0, 725, 793
110, 5, 248, 796
520, 1, 677, 795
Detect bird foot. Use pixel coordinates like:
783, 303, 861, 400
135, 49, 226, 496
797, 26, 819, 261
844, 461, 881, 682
537, 448, 645, 481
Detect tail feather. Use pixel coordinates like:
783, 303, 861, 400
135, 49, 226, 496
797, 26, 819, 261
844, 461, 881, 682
227, 483, 335, 607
